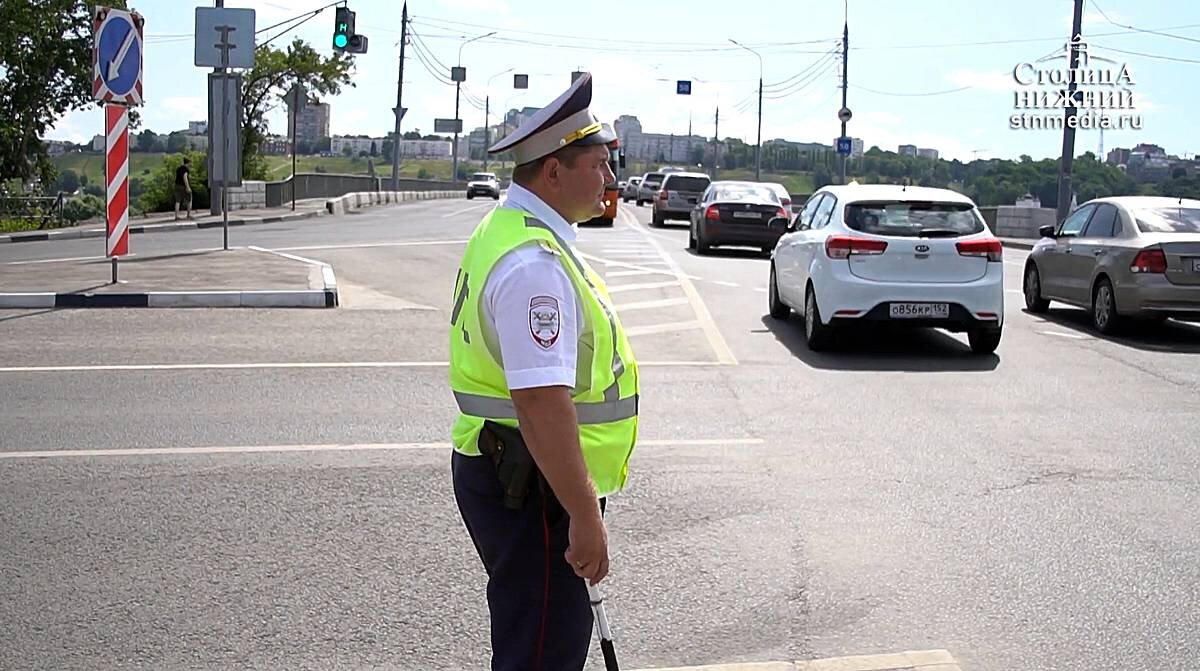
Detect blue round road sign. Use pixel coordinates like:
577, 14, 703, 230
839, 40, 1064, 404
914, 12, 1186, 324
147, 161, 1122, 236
98, 14, 141, 96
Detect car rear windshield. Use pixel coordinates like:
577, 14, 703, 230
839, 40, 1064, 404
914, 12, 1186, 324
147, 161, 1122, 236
1134, 207, 1200, 233
715, 184, 779, 203
664, 176, 710, 192
844, 201, 984, 237
471, 174, 494, 181
644, 173, 664, 183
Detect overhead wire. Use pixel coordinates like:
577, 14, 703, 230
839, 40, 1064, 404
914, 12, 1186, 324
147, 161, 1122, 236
1089, 0, 1200, 45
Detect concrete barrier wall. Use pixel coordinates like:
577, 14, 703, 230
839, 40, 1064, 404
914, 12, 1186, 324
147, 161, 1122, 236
992, 206, 1057, 239
262, 174, 463, 207
325, 190, 462, 216
226, 181, 267, 211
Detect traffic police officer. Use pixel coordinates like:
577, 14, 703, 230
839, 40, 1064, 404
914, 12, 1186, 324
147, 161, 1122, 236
448, 72, 639, 671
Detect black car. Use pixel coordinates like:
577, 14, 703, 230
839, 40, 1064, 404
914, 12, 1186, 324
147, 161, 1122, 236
688, 181, 790, 254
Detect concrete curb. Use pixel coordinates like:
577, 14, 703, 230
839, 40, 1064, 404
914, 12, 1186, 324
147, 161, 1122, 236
0, 189, 463, 244
0, 209, 323, 244
635, 650, 961, 671
0, 258, 338, 310
0, 289, 336, 309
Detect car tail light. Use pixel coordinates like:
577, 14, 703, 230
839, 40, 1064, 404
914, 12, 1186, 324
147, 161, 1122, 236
659, 190, 668, 200
705, 205, 720, 220
956, 238, 1003, 262
826, 235, 888, 258
776, 207, 788, 218
1131, 248, 1167, 273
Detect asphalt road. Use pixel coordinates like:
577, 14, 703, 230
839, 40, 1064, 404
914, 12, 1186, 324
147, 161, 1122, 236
2, 198, 1199, 671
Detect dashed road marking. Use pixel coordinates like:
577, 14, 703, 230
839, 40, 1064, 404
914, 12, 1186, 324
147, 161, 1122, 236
606, 281, 682, 293
0, 437, 766, 460
615, 297, 691, 311
624, 320, 703, 337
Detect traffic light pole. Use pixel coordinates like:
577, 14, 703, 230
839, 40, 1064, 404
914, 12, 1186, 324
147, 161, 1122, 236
1056, 0, 1085, 224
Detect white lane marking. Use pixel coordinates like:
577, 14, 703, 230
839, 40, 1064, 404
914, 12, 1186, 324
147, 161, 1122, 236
754, 287, 768, 293
621, 209, 738, 365
0, 438, 766, 460
442, 204, 491, 218
271, 239, 468, 252
0, 360, 726, 374
604, 270, 663, 278
615, 297, 691, 311
1004, 261, 1024, 267
247, 246, 327, 267
7, 253, 137, 266
605, 281, 682, 293
624, 320, 703, 336
1005, 289, 1024, 294
1037, 330, 1090, 340
711, 280, 740, 288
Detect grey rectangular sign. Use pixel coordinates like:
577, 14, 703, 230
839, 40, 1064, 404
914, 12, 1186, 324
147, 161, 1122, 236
208, 73, 243, 188
435, 118, 462, 133
514, 74, 528, 89
195, 7, 256, 69
451, 66, 466, 83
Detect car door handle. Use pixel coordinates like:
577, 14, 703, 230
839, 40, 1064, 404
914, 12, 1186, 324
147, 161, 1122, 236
1093, 249, 1105, 256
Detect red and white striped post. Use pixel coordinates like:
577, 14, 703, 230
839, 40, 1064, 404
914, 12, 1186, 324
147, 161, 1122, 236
105, 103, 130, 281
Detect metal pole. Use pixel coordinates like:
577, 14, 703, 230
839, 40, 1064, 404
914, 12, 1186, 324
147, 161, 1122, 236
452, 81, 461, 183
840, 9, 849, 185
222, 71, 229, 251
755, 73, 762, 181
390, 3, 407, 191
210, 0, 224, 217
483, 94, 490, 171
1056, 0, 1085, 224
713, 106, 719, 180
291, 100, 297, 211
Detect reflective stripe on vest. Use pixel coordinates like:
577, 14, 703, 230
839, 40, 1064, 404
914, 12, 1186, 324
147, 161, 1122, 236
453, 390, 638, 424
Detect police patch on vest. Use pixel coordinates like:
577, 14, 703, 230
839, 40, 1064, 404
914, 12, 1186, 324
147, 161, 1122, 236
529, 295, 561, 349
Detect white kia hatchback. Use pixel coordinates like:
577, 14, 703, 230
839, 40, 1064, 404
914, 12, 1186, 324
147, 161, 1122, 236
768, 184, 1004, 354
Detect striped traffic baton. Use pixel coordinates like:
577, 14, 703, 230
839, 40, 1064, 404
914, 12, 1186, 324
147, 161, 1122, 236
587, 582, 620, 670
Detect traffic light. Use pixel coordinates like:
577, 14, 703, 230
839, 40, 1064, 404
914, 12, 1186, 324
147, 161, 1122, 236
333, 7, 354, 51
332, 7, 368, 54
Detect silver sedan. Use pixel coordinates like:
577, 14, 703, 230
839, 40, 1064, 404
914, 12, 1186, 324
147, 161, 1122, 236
1023, 196, 1200, 333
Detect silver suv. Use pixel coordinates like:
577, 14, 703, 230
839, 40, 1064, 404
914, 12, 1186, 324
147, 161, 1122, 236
636, 172, 665, 206
652, 172, 711, 226
466, 172, 500, 200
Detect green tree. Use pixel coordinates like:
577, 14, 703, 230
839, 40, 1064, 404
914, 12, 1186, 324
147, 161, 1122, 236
135, 129, 162, 153
53, 169, 80, 194
241, 38, 354, 179
166, 132, 188, 153
138, 151, 210, 213
0, 0, 129, 187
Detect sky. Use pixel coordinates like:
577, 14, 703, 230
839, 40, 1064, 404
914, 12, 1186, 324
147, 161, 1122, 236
51, 0, 1200, 163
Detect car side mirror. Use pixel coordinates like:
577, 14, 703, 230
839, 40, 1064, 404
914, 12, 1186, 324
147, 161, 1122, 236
768, 217, 789, 231
1038, 224, 1055, 238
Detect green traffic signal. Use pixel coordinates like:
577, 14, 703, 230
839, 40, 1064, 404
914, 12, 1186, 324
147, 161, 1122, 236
334, 33, 348, 48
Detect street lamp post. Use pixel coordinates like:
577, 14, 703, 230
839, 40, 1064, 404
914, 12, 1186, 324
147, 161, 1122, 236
730, 39, 762, 181
453, 30, 495, 184
483, 67, 513, 172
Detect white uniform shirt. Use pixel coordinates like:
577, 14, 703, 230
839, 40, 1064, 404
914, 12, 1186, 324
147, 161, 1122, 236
480, 183, 585, 391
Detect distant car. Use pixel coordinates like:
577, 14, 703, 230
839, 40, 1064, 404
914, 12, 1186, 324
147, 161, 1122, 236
652, 172, 711, 226
1023, 196, 1200, 333
688, 180, 788, 254
622, 177, 642, 202
466, 172, 500, 200
637, 172, 665, 206
762, 182, 793, 211
768, 184, 1004, 354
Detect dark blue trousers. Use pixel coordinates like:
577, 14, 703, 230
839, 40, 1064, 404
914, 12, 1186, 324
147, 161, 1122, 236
452, 451, 596, 671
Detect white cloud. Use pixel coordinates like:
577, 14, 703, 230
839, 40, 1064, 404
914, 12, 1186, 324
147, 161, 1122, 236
437, 0, 510, 13
946, 68, 1014, 93
163, 96, 206, 119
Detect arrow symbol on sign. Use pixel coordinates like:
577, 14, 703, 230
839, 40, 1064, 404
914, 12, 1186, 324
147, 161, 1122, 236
106, 25, 137, 81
